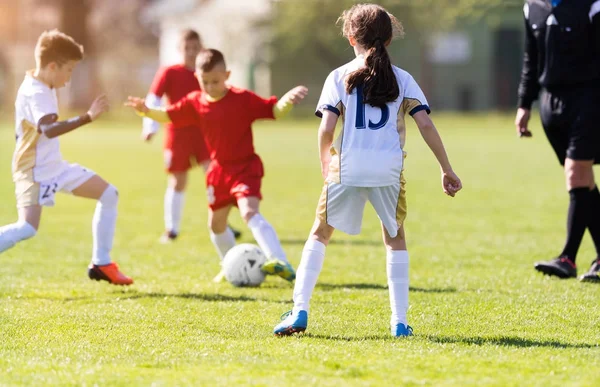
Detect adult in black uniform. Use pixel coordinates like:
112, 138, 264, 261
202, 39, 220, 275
516, 0, 600, 282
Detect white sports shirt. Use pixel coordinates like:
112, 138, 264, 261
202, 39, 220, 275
13, 73, 67, 183
316, 56, 430, 187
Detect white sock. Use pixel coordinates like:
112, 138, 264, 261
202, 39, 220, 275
247, 213, 287, 262
92, 185, 118, 266
210, 228, 236, 261
387, 250, 409, 327
0, 221, 36, 253
164, 188, 185, 234
292, 239, 326, 314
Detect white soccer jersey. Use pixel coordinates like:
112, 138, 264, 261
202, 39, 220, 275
316, 56, 430, 187
13, 73, 67, 183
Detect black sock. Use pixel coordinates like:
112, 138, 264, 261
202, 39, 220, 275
560, 187, 591, 263
586, 186, 600, 258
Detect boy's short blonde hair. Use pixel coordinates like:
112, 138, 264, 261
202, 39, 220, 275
35, 29, 84, 68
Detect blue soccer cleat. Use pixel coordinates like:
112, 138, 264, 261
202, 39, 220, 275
274, 310, 308, 336
392, 323, 413, 337
261, 259, 296, 282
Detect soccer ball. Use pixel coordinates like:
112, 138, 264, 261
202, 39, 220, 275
222, 244, 267, 287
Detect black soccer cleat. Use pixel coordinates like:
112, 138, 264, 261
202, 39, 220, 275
229, 225, 242, 240
534, 257, 577, 279
579, 258, 600, 283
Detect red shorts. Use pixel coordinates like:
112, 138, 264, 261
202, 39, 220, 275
163, 125, 209, 173
206, 155, 264, 210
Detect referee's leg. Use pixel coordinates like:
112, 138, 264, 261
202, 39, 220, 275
562, 157, 595, 257
534, 89, 595, 279
534, 158, 595, 278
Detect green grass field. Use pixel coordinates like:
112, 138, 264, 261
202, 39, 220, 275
0, 113, 599, 386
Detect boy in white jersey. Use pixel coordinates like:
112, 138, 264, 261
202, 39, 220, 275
274, 4, 462, 337
0, 30, 133, 285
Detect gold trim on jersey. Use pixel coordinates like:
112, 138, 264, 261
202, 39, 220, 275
13, 119, 40, 182
395, 170, 407, 227
316, 182, 329, 224
327, 101, 345, 183
14, 170, 40, 208
397, 98, 423, 149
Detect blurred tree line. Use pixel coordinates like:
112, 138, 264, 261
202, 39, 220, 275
0, 0, 156, 111
269, 0, 524, 105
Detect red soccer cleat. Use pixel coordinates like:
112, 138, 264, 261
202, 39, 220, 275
88, 262, 134, 285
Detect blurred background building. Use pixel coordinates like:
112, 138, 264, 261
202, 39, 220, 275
0, 0, 524, 114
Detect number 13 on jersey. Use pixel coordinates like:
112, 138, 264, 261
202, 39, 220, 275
355, 85, 389, 130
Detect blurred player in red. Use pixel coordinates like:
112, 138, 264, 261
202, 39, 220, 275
127, 49, 307, 282
143, 29, 241, 243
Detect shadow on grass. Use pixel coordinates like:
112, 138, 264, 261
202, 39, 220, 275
280, 238, 380, 247
284, 333, 598, 348
16, 290, 295, 304
428, 335, 599, 349
317, 283, 457, 293
113, 291, 257, 302
22, 291, 259, 303
302, 333, 391, 341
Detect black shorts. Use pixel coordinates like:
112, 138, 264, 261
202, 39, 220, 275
540, 85, 600, 165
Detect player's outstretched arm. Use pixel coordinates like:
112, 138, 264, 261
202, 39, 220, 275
318, 110, 338, 179
40, 95, 109, 139
125, 96, 171, 123
142, 93, 163, 142
412, 110, 462, 197
274, 86, 308, 119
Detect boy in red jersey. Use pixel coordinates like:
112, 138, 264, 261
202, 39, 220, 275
143, 30, 241, 243
126, 49, 307, 282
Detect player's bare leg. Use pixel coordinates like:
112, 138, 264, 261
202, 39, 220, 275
161, 171, 188, 243
0, 206, 40, 254
238, 196, 295, 281
72, 175, 132, 285
274, 218, 334, 336
382, 224, 412, 337
208, 204, 235, 282
199, 159, 242, 240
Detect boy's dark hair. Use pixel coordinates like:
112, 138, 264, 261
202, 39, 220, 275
196, 49, 226, 72
339, 4, 404, 108
180, 29, 201, 43
35, 29, 84, 68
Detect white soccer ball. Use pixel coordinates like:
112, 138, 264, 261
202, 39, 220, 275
222, 243, 267, 287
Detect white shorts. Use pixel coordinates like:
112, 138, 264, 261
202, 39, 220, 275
316, 174, 407, 238
14, 163, 96, 208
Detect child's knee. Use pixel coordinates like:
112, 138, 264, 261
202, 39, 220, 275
384, 227, 406, 250
99, 185, 119, 208
309, 219, 333, 245
241, 209, 259, 224
208, 217, 228, 234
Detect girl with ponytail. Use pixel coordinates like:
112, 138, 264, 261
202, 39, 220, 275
274, 3, 462, 338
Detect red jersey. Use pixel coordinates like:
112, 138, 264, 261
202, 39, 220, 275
166, 87, 277, 164
149, 64, 200, 131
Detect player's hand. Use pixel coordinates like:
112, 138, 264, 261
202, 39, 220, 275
515, 108, 532, 138
442, 170, 462, 197
125, 96, 149, 114
87, 94, 109, 121
284, 86, 308, 104
142, 132, 155, 142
